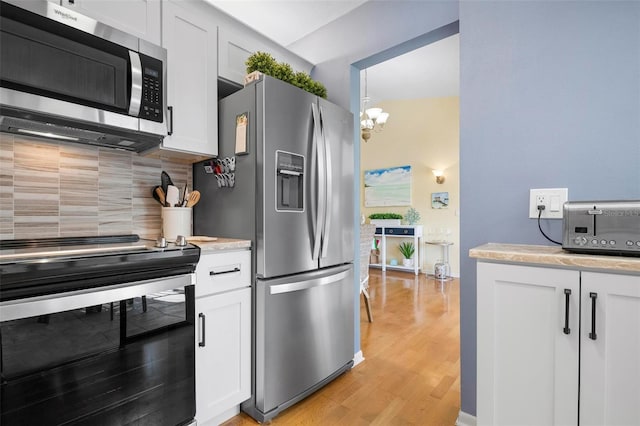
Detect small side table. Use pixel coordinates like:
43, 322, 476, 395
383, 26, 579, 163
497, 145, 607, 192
426, 240, 453, 281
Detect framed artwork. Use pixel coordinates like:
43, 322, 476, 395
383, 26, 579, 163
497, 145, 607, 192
364, 165, 411, 207
431, 192, 449, 209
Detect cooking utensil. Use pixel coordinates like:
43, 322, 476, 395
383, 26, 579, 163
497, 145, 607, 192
166, 185, 180, 207
152, 186, 164, 206
160, 171, 174, 195
186, 190, 200, 207
182, 188, 189, 207
154, 186, 167, 207
180, 185, 187, 207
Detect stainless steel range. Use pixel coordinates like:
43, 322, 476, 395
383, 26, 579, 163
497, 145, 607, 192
0, 235, 200, 426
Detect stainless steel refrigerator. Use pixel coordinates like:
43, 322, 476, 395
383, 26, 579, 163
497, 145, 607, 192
193, 75, 354, 422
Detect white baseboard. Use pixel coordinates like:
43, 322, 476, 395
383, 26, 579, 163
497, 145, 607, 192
197, 406, 240, 426
352, 350, 365, 367
456, 410, 477, 426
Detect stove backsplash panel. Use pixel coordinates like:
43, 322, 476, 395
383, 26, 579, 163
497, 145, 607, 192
0, 132, 193, 239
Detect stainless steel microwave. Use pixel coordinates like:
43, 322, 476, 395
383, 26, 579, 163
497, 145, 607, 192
0, 0, 167, 152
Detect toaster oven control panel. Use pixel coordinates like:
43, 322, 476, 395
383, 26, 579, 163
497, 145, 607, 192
563, 200, 640, 256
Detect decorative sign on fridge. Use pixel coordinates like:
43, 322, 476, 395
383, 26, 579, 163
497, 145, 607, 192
364, 165, 412, 207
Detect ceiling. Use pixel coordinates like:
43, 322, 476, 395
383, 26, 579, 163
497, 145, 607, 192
207, 0, 459, 104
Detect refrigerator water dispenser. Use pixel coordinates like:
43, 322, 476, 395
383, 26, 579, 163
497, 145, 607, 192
276, 151, 304, 211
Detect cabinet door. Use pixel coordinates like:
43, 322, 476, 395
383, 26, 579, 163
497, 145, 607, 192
580, 272, 640, 426
195, 287, 251, 424
477, 263, 579, 426
218, 26, 256, 85
61, 0, 161, 45
162, 0, 218, 156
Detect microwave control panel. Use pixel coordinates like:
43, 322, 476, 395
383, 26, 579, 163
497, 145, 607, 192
139, 54, 163, 123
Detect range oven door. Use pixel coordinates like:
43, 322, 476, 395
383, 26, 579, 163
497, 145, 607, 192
0, 275, 195, 426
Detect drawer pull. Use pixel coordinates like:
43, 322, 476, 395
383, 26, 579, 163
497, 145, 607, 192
210, 267, 241, 276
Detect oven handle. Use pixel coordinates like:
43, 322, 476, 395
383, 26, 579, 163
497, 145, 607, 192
0, 274, 194, 322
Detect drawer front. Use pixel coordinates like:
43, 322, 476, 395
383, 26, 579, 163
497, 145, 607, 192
196, 250, 251, 297
385, 227, 414, 236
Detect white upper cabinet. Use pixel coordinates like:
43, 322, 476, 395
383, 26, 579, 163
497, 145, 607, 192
217, 25, 312, 86
580, 272, 640, 426
61, 0, 161, 45
161, 0, 218, 158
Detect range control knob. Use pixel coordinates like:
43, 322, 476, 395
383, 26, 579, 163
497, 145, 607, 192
156, 236, 167, 248
175, 235, 188, 247
574, 236, 587, 246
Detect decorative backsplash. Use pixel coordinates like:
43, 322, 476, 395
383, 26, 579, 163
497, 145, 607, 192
0, 133, 193, 240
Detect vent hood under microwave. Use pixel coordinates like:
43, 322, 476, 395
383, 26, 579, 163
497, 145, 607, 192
0, 0, 168, 152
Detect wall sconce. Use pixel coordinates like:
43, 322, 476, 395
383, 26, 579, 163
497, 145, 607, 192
433, 170, 445, 184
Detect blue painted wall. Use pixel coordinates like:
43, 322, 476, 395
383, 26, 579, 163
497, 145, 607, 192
294, 0, 640, 418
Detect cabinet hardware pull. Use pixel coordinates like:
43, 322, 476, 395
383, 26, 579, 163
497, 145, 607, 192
210, 267, 240, 276
167, 106, 174, 135
198, 313, 206, 347
563, 289, 571, 334
589, 292, 598, 340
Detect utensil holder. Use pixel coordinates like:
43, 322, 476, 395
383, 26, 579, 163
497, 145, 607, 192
162, 207, 192, 241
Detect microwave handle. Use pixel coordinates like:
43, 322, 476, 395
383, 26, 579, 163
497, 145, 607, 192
128, 51, 142, 117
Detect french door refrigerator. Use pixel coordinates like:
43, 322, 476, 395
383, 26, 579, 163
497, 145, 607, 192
193, 75, 354, 422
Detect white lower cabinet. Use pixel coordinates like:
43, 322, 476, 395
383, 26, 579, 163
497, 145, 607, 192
477, 262, 640, 426
580, 272, 640, 426
477, 263, 580, 425
195, 250, 251, 425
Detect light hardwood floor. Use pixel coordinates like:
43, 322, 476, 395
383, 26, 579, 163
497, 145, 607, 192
223, 269, 461, 425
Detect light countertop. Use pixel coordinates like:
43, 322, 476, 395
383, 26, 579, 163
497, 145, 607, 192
470, 243, 640, 274
188, 237, 251, 252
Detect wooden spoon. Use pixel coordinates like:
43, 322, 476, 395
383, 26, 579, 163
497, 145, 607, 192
154, 186, 167, 207
186, 190, 200, 207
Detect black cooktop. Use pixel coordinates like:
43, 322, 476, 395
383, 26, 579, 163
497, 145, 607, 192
0, 235, 200, 301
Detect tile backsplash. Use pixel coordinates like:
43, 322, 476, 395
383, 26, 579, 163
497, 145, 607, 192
0, 133, 193, 240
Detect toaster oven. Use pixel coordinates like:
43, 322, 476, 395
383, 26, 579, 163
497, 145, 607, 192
562, 200, 640, 256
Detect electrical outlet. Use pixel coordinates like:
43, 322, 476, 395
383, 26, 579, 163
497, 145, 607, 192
529, 188, 568, 219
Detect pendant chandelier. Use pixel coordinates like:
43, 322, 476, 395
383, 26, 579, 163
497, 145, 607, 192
360, 69, 389, 142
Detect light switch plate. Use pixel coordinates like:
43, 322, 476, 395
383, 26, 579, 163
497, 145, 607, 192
529, 188, 568, 219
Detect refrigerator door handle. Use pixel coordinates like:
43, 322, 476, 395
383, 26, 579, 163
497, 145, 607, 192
269, 269, 349, 295
311, 103, 326, 260
319, 106, 333, 258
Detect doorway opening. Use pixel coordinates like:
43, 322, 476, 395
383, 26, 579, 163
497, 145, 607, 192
351, 19, 460, 361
